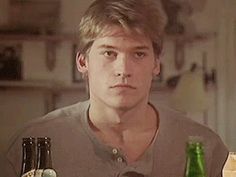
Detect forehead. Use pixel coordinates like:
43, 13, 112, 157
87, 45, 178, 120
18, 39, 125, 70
93, 25, 153, 48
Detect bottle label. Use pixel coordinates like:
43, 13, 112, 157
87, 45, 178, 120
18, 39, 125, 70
42, 169, 57, 177
34, 169, 44, 177
21, 169, 35, 177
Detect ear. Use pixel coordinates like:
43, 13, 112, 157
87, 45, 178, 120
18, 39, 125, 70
152, 58, 161, 76
76, 52, 88, 74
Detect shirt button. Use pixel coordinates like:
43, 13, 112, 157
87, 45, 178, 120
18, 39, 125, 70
117, 157, 123, 163
112, 148, 118, 154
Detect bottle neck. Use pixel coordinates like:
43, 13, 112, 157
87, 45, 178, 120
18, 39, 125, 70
185, 144, 206, 177
21, 144, 36, 175
36, 145, 52, 169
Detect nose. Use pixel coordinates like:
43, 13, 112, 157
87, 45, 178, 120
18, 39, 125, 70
114, 55, 132, 78
115, 73, 131, 77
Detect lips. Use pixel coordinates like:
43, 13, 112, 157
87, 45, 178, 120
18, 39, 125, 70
110, 84, 136, 89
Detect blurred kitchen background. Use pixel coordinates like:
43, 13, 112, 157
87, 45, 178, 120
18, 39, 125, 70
0, 0, 235, 158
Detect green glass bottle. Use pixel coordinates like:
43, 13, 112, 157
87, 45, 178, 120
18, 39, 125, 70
184, 138, 207, 177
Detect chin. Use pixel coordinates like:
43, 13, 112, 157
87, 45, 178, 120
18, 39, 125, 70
107, 99, 140, 111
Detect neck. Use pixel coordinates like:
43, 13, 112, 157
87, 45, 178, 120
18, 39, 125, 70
88, 99, 157, 136
88, 99, 159, 162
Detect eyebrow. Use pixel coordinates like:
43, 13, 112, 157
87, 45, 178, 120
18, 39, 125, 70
97, 44, 150, 50
98, 45, 116, 49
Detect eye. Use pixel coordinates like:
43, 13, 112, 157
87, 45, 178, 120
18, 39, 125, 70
103, 51, 117, 58
134, 52, 146, 59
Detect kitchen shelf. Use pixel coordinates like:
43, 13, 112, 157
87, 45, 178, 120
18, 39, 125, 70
0, 33, 78, 42
164, 32, 217, 43
0, 80, 168, 92
0, 80, 86, 91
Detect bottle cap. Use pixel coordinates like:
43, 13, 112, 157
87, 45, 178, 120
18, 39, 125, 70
37, 137, 51, 147
22, 137, 35, 146
188, 136, 203, 143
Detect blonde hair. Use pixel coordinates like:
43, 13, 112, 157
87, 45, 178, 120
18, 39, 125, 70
77, 0, 165, 57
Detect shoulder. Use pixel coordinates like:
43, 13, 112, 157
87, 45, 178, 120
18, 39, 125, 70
10, 100, 90, 142
153, 102, 228, 154
155, 103, 223, 142
43, 100, 89, 119
154, 103, 228, 176
10, 100, 89, 137
3, 101, 90, 177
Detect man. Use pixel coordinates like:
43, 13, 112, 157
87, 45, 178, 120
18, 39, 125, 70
2, 0, 228, 177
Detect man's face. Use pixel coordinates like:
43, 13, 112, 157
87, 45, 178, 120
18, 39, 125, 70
80, 26, 160, 110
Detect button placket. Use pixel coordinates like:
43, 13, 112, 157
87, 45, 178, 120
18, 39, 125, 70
112, 148, 118, 155
111, 148, 126, 164
117, 156, 123, 163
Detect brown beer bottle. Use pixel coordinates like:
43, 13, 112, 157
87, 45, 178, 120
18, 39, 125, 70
35, 137, 57, 177
20, 137, 36, 177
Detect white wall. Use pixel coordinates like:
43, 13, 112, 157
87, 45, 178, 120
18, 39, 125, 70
60, 0, 93, 33
22, 41, 73, 83
216, 0, 236, 151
